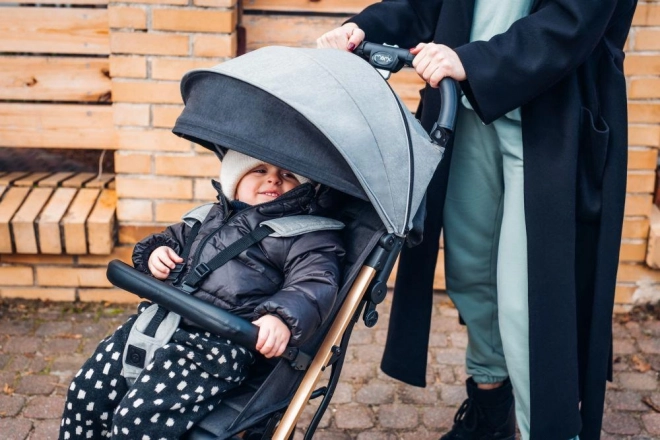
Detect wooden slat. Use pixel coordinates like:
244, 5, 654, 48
244, 15, 345, 50
87, 189, 117, 254
0, 103, 115, 149
0, 8, 109, 55
63, 172, 98, 188
85, 174, 115, 189
244, 0, 375, 13
0, 187, 30, 253
11, 188, 53, 254
38, 187, 78, 254
62, 188, 100, 254
14, 172, 53, 187
0, 57, 111, 102
38, 172, 76, 188
0, 172, 30, 186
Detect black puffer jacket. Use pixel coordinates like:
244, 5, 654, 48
132, 182, 345, 346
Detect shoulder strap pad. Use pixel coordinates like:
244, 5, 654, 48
261, 215, 344, 238
182, 203, 215, 227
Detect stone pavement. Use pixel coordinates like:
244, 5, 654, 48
0, 295, 658, 440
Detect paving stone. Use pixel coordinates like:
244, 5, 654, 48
642, 413, 660, 436
422, 407, 455, 430
452, 366, 469, 383
638, 337, 660, 355
8, 355, 48, 374
334, 405, 374, 429
618, 372, 659, 390
49, 355, 87, 374
34, 322, 73, 338
648, 354, 660, 372
428, 332, 449, 348
15, 374, 58, 395
440, 384, 466, 406
606, 390, 648, 411
612, 323, 629, 339
435, 348, 465, 366
449, 332, 468, 349
356, 382, 395, 404
3, 337, 40, 354
352, 345, 385, 363
298, 401, 331, 429
350, 329, 373, 345
0, 353, 12, 369
356, 431, 398, 440
374, 330, 388, 345
601, 412, 641, 435
341, 363, 375, 383
40, 339, 81, 356
434, 365, 456, 384
307, 431, 351, 440
378, 404, 418, 429
0, 394, 26, 417
0, 371, 17, 387
71, 322, 112, 341
0, 321, 35, 336
399, 384, 439, 405
613, 338, 637, 355
330, 383, 353, 404
22, 396, 65, 419
30, 419, 61, 440
400, 428, 443, 440
0, 418, 32, 440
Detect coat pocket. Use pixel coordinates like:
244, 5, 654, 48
576, 107, 610, 221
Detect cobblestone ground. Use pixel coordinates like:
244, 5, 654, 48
0, 295, 658, 440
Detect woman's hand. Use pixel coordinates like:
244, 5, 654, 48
148, 246, 183, 280
317, 22, 365, 51
411, 43, 467, 87
252, 315, 291, 358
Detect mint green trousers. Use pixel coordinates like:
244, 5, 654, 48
443, 107, 532, 437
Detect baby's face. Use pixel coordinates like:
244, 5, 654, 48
235, 163, 301, 205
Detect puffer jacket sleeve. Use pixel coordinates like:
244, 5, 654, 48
254, 230, 345, 346
132, 222, 188, 274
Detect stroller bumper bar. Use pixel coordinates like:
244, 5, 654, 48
106, 260, 312, 370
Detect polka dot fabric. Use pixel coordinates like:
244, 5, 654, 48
59, 303, 254, 439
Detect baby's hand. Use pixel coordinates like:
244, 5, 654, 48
252, 315, 291, 358
148, 246, 183, 280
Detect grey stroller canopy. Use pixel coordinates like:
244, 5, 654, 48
173, 46, 444, 237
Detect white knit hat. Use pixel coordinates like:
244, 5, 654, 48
219, 150, 311, 201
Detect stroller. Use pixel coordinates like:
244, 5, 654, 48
106, 43, 458, 440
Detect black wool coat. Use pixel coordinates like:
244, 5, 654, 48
350, 1, 636, 438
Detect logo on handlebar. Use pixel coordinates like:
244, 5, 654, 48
372, 52, 395, 67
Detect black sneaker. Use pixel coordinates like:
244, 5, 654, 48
440, 378, 516, 440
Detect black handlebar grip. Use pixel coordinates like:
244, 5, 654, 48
106, 260, 259, 350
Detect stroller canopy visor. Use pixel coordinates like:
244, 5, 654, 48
174, 46, 443, 236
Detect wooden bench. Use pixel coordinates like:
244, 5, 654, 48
0, 171, 117, 255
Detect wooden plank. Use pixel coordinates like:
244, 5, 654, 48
0, 172, 30, 186
63, 172, 97, 188
244, 15, 345, 50
0, 8, 109, 55
85, 174, 115, 189
0, 103, 115, 149
14, 172, 53, 187
244, 0, 375, 13
62, 188, 100, 254
0, 187, 30, 253
0, 57, 111, 102
38, 172, 76, 188
87, 189, 117, 254
11, 187, 53, 254
38, 187, 78, 254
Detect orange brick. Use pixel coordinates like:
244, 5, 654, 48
117, 199, 153, 222
155, 155, 219, 177
627, 171, 656, 193
155, 201, 199, 222
193, 0, 236, 6
614, 285, 635, 304
114, 152, 153, 174
0, 254, 74, 265
109, 6, 147, 29
153, 9, 237, 33
116, 176, 193, 200
628, 148, 658, 169
113, 0, 187, 4
0, 287, 75, 301
624, 54, 660, 75
628, 102, 660, 123
193, 144, 216, 155
153, 105, 183, 128
110, 55, 147, 79
629, 77, 660, 99
634, 29, 660, 50
111, 32, 189, 56
151, 58, 220, 81
0, 267, 34, 286
112, 80, 181, 104
116, 128, 191, 152
78, 245, 133, 266
629, 124, 660, 147
625, 194, 653, 217
620, 240, 647, 262
119, 225, 166, 244
37, 267, 112, 288
193, 34, 237, 57
194, 178, 219, 200
633, 3, 660, 26
617, 262, 660, 283
79, 288, 142, 303
113, 103, 150, 126
622, 217, 649, 239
